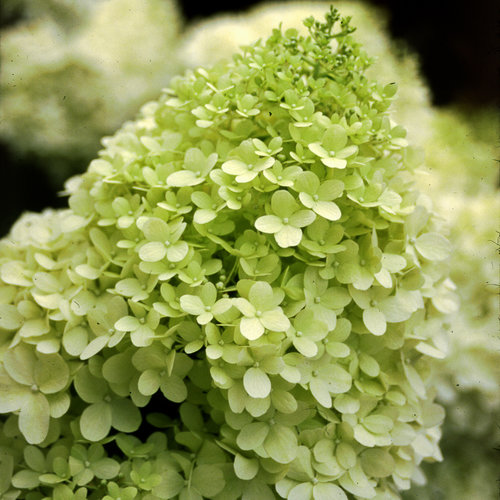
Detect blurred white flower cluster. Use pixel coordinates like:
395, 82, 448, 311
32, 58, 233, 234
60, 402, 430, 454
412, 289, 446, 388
0, 0, 181, 182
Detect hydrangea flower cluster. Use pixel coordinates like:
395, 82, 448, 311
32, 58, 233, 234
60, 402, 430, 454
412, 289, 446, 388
0, 9, 455, 499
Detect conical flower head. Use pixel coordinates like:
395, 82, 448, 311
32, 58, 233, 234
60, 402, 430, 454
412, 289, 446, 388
0, 7, 454, 499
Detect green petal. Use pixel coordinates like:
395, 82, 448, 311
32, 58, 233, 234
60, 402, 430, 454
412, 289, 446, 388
323, 364, 352, 394
191, 465, 225, 497
321, 157, 347, 169
222, 159, 248, 176
295, 171, 320, 194
34, 353, 69, 394
3, 344, 36, 385
110, 398, 141, 433
19, 393, 50, 444
414, 232, 451, 261
167, 241, 189, 262
255, 215, 282, 234
313, 483, 347, 500
353, 424, 377, 448
180, 295, 205, 315
290, 483, 313, 500
271, 190, 299, 218
362, 414, 393, 434
92, 458, 120, 480
237, 422, 269, 450
289, 210, 316, 228
167, 170, 203, 187
80, 402, 112, 442
139, 241, 167, 262
74, 366, 108, 404
275, 225, 302, 248
62, 326, 89, 357
234, 454, 259, 480
243, 367, 271, 398
240, 317, 264, 340
318, 179, 344, 200
115, 278, 144, 298
249, 281, 274, 310
264, 424, 298, 464
0, 304, 23, 330
294, 337, 318, 358
314, 201, 341, 221
260, 309, 290, 332
11, 469, 40, 489
152, 470, 184, 498
160, 374, 187, 403
310, 378, 331, 407
363, 307, 386, 335
138, 369, 161, 396
79, 335, 109, 360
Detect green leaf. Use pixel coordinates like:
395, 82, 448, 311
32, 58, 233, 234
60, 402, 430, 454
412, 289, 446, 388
414, 232, 451, 261
80, 402, 112, 441
192, 465, 225, 497
243, 367, 271, 398
234, 454, 259, 480
19, 392, 50, 444
264, 424, 298, 464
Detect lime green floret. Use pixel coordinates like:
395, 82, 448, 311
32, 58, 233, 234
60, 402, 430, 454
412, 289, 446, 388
0, 8, 454, 499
